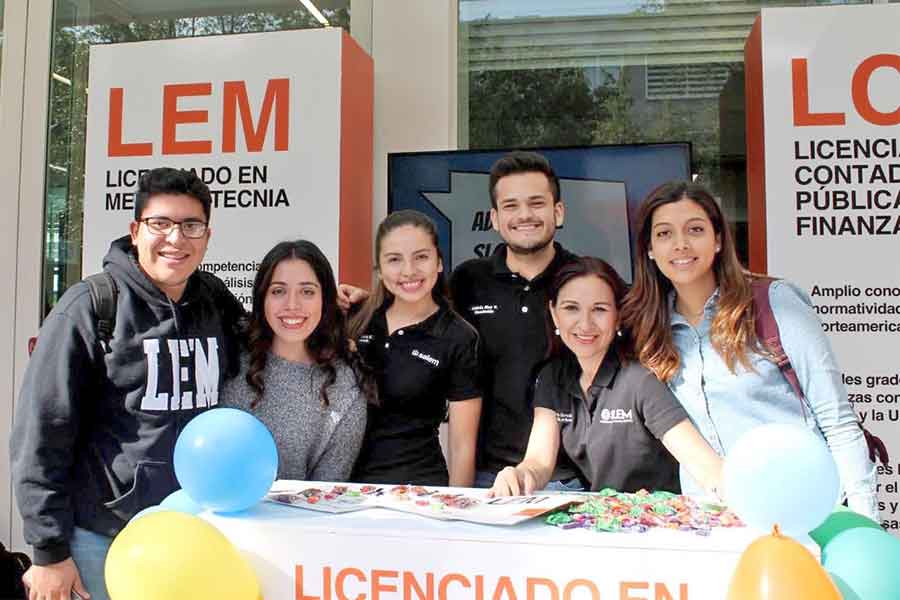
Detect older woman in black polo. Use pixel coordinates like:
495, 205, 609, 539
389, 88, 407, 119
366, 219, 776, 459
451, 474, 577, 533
490, 257, 723, 496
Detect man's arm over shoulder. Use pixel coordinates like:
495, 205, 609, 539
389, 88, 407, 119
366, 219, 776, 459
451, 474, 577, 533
11, 286, 98, 564
194, 270, 247, 323
194, 270, 247, 378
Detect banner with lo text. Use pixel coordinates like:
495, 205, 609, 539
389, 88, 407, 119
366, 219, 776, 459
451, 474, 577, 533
747, 4, 900, 533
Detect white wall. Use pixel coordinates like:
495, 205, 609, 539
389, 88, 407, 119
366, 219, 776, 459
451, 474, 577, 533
0, 0, 29, 552
0, 0, 54, 552
371, 0, 458, 457
371, 0, 457, 232
1, 0, 54, 552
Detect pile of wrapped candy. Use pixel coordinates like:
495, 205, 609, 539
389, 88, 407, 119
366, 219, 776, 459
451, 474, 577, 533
544, 488, 743, 536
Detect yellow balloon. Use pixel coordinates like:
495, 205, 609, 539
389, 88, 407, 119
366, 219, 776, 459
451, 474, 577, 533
728, 528, 841, 600
105, 511, 261, 600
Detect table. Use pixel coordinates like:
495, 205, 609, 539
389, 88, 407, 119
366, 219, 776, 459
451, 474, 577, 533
205, 483, 789, 600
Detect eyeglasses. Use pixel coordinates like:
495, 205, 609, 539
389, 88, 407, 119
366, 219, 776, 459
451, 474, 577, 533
138, 217, 208, 239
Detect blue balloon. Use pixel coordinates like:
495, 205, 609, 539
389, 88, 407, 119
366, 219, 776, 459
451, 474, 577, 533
160, 489, 204, 515
823, 528, 900, 600
174, 408, 278, 513
723, 424, 839, 537
129, 505, 170, 523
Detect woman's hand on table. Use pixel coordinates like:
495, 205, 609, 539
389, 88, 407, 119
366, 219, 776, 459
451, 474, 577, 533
487, 466, 539, 497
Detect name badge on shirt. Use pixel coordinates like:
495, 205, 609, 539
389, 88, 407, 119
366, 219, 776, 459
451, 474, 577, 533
470, 304, 499, 316
556, 411, 574, 424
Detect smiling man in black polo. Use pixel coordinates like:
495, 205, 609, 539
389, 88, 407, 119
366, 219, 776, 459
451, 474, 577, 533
449, 151, 580, 489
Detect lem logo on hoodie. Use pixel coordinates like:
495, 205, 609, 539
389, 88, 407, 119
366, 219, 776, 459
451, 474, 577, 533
141, 337, 220, 410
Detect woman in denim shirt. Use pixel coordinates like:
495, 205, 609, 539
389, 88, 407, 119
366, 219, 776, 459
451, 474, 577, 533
620, 181, 877, 519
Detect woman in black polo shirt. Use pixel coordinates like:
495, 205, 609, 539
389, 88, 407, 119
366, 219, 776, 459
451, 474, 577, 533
491, 257, 722, 496
349, 210, 482, 486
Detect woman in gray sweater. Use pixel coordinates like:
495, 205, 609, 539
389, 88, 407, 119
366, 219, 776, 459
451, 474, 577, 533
221, 240, 375, 481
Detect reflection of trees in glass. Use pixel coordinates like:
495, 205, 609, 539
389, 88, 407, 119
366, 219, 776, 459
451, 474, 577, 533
468, 68, 597, 148
466, 63, 726, 186
467, 64, 722, 175
590, 72, 639, 145
43, 6, 349, 314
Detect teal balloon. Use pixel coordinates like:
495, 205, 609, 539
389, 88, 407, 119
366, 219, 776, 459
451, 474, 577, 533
828, 573, 860, 600
823, 528, 900, 600
129, 505, 169, 523
809, 506, 881, 550
160, 489, 204, 515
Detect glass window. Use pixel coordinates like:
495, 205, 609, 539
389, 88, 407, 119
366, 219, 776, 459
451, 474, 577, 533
42, 0, 351, 316
458, 0, 872, 265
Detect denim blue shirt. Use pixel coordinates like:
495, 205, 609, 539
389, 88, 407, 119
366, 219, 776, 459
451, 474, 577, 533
669, 280, 877, 519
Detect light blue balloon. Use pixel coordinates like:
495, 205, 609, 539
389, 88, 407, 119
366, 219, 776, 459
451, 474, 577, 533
173, 408, 278, 513
129, 505, 170, 523
723, 423, 839, 537
823, 528, 900, 600
160, 489, 204, 515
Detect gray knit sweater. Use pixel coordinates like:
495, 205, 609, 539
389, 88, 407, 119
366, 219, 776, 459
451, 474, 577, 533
220, 352, 366, 481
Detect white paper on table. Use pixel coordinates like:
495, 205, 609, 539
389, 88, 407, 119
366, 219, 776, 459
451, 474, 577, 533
264, 481, 579, 524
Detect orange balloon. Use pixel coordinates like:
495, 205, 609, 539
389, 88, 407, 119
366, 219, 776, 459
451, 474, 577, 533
728, 528, 841, 600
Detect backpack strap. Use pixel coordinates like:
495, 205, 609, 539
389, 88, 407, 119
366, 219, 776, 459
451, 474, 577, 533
863, 429, 890, 466
85, 272, 118, 353
751, 277, 807, 415
751, 276, 889, 465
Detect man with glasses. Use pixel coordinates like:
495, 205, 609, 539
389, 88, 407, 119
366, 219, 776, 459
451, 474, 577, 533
11, 167, 244, 600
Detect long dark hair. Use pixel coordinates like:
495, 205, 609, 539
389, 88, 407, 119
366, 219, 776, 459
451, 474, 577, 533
619, 181, 761, 382
546, 256, 629, 363
247, 240, 376, 407
348, 210, 448, 340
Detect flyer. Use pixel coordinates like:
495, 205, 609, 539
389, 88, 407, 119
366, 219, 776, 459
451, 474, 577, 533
265, 482, 578, 525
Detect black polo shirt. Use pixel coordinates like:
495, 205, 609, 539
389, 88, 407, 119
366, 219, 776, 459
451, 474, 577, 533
352, 302, 480, 486
449, 242, 578, 475
534, 351, 688, 493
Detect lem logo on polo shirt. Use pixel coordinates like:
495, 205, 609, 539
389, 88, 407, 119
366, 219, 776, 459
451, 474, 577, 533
411, 349, 440, 367
598, 408, 634, 424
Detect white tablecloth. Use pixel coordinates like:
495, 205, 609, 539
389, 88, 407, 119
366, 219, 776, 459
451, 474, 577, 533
205, 482, 791, 600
